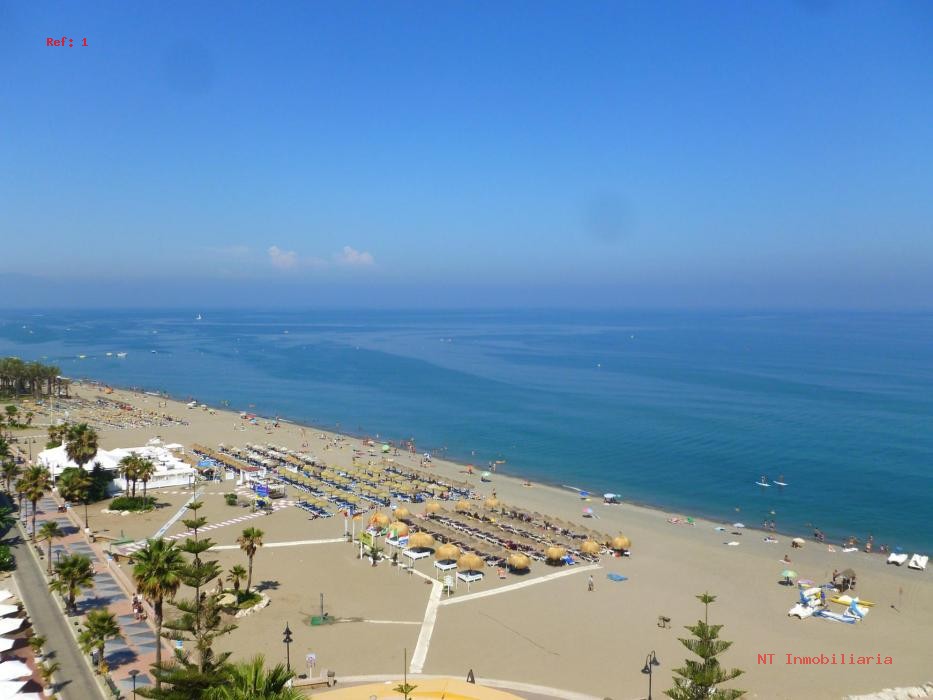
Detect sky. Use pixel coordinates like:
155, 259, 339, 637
1, 1, 932, 309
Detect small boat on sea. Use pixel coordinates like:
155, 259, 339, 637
116, 352, 127, 358
196, 314, 202, 320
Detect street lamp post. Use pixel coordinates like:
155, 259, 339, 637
129, 669, 140, 698
282, 623, 293, 673
641, 650, 660, 700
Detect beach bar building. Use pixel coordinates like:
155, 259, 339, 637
38, 440, 197, 492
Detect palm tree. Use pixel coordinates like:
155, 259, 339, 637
1, 458, 20, 495
57, 467, 93, 530
132, 538, 185, 688
50, 554, 94, 612
137, 458, 155, 498
204, 655, 301, 700
78, 608, 121, 674
227, 565, 247, 594
64, 423, 98, 474
38, 521, 64, 575
0, 506, 15, 534
119, 454, 141, 498
19, 466, 52, 540
237, 527, 264, 595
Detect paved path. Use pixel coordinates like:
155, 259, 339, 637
7, 524, 101, 700
211, 537, 344, 551
152, 493, 197, 539
438, 564, 600, 607
409, 578, 443, 674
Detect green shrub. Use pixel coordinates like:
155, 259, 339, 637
225, 493, 238, 506
109, 496, 156, 512
0, 544, 14, 571
236, 591, 262, 609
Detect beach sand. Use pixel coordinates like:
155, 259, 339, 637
28, 384, 933, 699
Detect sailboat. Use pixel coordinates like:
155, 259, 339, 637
196, 314, 203, 321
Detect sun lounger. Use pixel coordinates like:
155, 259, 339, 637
908, 554, 928, 571
887, 552, 908, 566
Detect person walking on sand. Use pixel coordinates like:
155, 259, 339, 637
588, 575, 594, 592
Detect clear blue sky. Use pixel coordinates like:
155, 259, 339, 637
1, 1, 931, 308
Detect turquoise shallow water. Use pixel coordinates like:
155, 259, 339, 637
1, 309, 931, 551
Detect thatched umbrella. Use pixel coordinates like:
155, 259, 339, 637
458, 553, 484, 572
407, 532, 435, 550
545, 546, 567, 563
388, 522, 409, 538
484, 497, 500, 509
581, 540, 601, 555
455, 499, 472, 512
425, 502, 441, 515
611, 535, 631, 551
394, 506, 410, 521
369, 512, 390, 528
435, 543, 461, 562
507, 552, 531, 571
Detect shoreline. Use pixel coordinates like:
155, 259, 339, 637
61, 374, 919, 556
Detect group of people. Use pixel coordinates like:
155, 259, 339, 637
131, 593, 147, 621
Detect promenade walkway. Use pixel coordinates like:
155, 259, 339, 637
7, 518, 100, 699
33, 494, 162, 696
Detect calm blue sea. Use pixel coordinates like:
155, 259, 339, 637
1, 310, 931, 551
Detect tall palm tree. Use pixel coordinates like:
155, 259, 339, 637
204, 655, 302, 700
64, 423, 98, 474
19, 466, 52, 540
50, 554, 94, 612
57, 467, 93, 530
237, 527, 264, 595
78, 608, 121, 674
38, 521, 64, 575
0, 506, 16, 535
132, 538, 185, 688
0, 437, 10, 464
118, 454, 141, 498
227, 564, 247, 594
137, 458, 155, 498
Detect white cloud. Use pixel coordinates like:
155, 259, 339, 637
267, 246, 298, 269
335, 246, 375, 266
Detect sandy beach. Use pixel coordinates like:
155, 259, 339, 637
18, 382, 933, 699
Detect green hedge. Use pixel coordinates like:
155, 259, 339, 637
109, 496, 156, 512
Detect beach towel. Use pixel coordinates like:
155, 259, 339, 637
606, 573, 628, 582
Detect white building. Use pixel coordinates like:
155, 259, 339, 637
37, 439, 196, 492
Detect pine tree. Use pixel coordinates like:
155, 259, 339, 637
665, 592, 744, 700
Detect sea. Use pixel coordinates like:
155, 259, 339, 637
1, 309, 931, 552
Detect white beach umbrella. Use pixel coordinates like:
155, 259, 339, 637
0, 604, 17, 617
0, 637, 15, 652
0, 660, 31, 680
0, 591, 13, 604
0, 680, 27, 695
0, 618, 24, 635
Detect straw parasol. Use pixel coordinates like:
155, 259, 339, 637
369, 512, 390, 528
507, 552, 531, 571
610, 535, 631, 550
458, 553, 484, 572
435, 543, 461, 561
388, 522, 409, 538
407, 532, 435, 550
425, 502, 441, 515
394, 506, 410, 521
456, 499, 472, 512
581, 540, 601, 555
484, 497, 500, 509
545, 546, 567, 563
